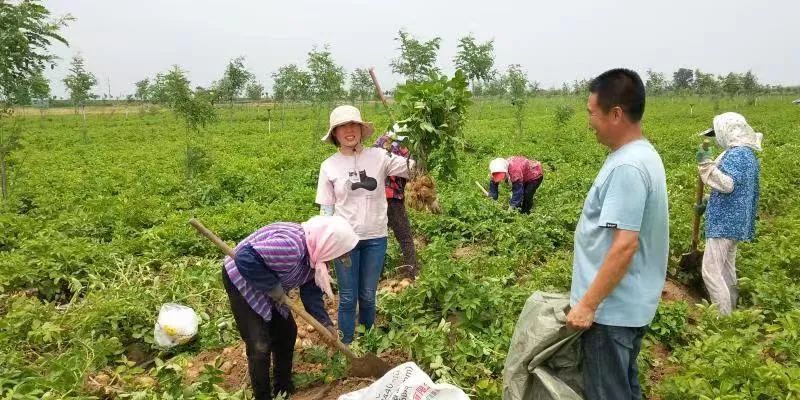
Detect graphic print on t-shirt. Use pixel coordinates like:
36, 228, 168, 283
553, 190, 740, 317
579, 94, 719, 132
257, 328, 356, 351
347, 169, 378, 191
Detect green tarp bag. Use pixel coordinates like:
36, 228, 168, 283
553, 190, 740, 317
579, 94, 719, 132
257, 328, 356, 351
503, 292, 583, 400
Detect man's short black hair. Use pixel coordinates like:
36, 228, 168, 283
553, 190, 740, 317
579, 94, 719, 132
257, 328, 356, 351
589, 68, 646, 123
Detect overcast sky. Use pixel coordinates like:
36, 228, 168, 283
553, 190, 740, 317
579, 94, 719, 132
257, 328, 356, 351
43, 0, 800, 98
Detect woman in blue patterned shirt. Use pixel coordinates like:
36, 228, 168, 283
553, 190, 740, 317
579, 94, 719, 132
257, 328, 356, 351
698, 112, 762, 315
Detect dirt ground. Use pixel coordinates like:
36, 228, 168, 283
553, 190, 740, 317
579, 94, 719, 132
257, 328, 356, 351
183, 285, 413, 398
184, 342, 249, 391
452, 243, 482, 260
645, 342, 681, 400
292, 377, 374, 400
660, 279, 703, 304
183, 342, 408, 399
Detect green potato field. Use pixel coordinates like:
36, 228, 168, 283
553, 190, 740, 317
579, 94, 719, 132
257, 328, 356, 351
1, 97, 800, 399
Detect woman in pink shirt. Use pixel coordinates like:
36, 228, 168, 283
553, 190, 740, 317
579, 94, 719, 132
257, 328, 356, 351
488, 156, 544, 214
315, 105, 413, 344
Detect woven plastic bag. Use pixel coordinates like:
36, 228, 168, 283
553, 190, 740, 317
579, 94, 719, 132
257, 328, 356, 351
339, 362, 468, 400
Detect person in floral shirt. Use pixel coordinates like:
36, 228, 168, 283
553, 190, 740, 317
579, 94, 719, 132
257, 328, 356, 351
374, 129, 418, 279
698, 112, 762, 315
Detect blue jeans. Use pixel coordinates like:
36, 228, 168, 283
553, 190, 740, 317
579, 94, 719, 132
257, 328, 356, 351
334, 237, 388, 344
581, 323, 646, 400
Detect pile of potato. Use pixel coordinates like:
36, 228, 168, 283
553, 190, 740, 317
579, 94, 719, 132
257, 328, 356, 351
295, 323, 324, 351
380, 278, 413, 294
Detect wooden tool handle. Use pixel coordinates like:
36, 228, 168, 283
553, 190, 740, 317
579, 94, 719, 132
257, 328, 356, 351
475, 180, 489, 196
368, 67, 395, 121
287, 296, 358, 359
188, 218, 359, 360
690, 176, 704, 251
190, 218, 235, 256
368, 67, 388, 105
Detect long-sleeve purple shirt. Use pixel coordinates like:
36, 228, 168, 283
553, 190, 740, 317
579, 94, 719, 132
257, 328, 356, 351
223, 223, 316, 322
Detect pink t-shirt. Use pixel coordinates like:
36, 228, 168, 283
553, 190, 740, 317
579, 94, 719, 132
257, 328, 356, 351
316, 147, 412, 240
507, 156, 543, 183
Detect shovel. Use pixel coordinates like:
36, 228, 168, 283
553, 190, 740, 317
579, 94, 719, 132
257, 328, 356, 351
679, 176, 705, 270
188, 218, 393, 378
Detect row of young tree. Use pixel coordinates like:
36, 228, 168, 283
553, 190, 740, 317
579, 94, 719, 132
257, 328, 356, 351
6, 31, 799, 114
649, 68, 794, 97
475, 68, 799, 99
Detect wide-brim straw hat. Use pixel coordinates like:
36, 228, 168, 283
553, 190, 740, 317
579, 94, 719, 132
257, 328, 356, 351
321, 105, 375, 145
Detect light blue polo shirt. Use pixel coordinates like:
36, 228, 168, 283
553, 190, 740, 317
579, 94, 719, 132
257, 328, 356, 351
570, 139, 669, 327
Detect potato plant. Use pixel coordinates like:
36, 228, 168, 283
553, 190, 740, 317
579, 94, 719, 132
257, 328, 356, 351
393, 70, 471, 213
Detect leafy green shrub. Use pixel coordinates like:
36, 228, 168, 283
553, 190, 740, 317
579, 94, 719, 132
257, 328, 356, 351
394, 70, 472, 181
553, 104, 575, 128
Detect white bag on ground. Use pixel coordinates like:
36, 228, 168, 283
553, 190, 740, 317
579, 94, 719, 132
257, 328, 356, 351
339, 362, 469, 400
153, 303, 199, 348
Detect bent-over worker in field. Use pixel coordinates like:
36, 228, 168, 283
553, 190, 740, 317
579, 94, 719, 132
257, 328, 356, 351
698, 112, 762, 316
374, 128, 419, 280
222, 216, 357, 400
316, 105, 414, 344
487, 156, 544, 213
566, 69, 669, 400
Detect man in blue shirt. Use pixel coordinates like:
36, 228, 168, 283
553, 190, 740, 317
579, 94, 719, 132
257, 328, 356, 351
566, 69, 669, 400
698, 112, 762, 316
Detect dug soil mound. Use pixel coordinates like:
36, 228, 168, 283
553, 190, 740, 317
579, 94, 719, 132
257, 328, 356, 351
293, 349, 408, 400
184, 344, 408, 399
184, 290, 411, 397
661, 279, 703, 304
292, 377, 374, 400
185, 343, 249, 391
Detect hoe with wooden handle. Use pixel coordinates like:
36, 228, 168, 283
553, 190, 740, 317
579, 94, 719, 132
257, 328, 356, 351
188, 218, 392, 379
679, 176, 705, 270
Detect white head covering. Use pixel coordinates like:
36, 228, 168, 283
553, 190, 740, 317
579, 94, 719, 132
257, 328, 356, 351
712, 112, 763, 151
489, 158, 509, 174
301, 216, 359, 297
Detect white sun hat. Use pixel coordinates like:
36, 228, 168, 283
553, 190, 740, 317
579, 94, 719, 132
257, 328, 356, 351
321, 105, 375, 145
489, 158, 509, 174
